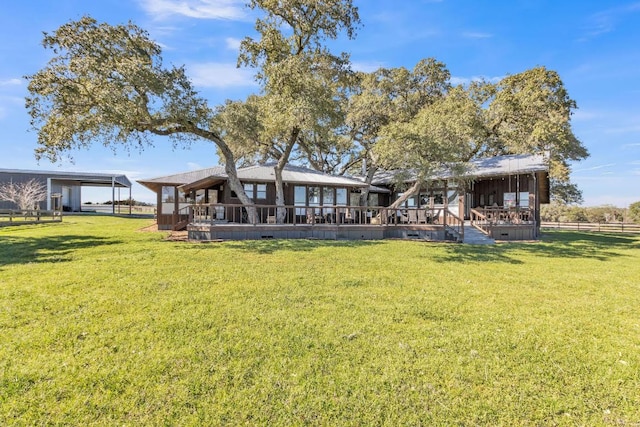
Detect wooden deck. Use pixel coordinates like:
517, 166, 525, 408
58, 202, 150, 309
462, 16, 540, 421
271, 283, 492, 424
470, 207, 538, 240
168, 203, 540, 242
180, 203, 465, 242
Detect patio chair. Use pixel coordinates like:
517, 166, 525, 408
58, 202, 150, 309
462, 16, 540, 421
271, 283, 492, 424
408, 209, 418, 224
417, 209, 427, 224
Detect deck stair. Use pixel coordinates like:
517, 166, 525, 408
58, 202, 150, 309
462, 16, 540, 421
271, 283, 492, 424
463, 221, 495, 245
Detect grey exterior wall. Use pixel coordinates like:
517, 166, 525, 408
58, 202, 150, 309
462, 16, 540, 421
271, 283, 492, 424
0, 172, 49, 210
50, 179, 82, 211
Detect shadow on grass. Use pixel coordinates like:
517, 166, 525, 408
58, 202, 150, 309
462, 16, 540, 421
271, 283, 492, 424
199, 238, 384, 254
0, 234, 121, 268
431, 231, 639, 264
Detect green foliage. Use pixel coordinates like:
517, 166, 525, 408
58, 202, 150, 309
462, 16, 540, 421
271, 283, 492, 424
1, 217, 639, 425
26, 16, 211, 163
541, 203, 631, 223
629, 201, 640, 223
346, 64, 588, 205
232, 0, 361, 215
486, 67, 588, 200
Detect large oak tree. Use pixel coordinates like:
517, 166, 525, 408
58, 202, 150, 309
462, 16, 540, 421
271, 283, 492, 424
25, 16, 257, 212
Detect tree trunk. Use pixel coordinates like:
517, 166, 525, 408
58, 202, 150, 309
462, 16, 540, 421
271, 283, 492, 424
388, 179, 423, 210
274, 127, 300, 223
218, 142, 257, 223
182, 123, 257, 223
359, 164, 377, 207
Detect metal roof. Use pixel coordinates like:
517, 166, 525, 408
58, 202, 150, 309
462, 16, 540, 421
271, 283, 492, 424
236, 164, 367, 187
139, 164, 367, 193
0, 168, 132, 187
137, 166, 226, 192
370, 153, 548, 185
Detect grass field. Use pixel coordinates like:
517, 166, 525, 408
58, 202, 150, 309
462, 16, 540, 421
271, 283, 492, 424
1, 216, 639, 425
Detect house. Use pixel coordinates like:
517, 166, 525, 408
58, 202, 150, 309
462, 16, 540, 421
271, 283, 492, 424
137, 163, 374, 231
370, 153, 550, 240
137, 153, 549, 241
0, 168, 132, 212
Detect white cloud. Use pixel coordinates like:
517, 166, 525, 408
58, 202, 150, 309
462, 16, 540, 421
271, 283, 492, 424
188, 62, 256, 88
579, 2, 640, 41
450, 75, 502, 86
225, 37, 242, 50
0, 78, 22, 86
139, 0, 247, 21
622, 143, 640, 149
461, 31, 493, 39
573, 163, 616, 173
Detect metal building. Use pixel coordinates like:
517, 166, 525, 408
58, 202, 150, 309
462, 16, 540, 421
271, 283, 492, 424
0, 168, 132, 212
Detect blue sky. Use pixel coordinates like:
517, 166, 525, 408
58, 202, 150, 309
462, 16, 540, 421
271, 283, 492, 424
1, 0, 639, 206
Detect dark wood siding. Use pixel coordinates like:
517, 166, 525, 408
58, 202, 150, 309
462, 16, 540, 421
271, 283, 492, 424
470, 175, 533, 208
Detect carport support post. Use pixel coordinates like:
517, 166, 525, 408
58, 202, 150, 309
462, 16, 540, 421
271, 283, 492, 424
129, 186, 132, 215
111, 177, 115, 214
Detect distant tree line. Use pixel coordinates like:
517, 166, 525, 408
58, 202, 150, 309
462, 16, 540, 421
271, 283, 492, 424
83, 199, 154, 206
541, 201, 640, 224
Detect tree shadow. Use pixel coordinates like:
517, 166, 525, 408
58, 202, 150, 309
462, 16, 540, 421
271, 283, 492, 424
430, 231, 639, 264
0, 234, 121, 268
186, 238, 384, 255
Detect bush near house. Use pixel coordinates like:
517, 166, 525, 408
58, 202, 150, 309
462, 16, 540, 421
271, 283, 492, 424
1, 216, 639, 425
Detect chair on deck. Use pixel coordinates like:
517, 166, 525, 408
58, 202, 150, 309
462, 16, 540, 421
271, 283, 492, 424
407, 209, 418, 224
417, 209, 427, 224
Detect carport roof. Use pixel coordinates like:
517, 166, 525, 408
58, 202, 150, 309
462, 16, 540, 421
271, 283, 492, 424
0, 168, 132, 187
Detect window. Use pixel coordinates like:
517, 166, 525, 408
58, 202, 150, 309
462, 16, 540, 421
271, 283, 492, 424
294, 186, 306, 215
336, 188, 347, 205
308, 187, 320, 206
161, 186, 175, 214
447, 190, 458, 206
396, 192, 416, 208
195, 189, 206, 204
504, 192, 516, 208
243, 183, 254, 199
519, 192, 530, 208
256, 184, 267, 199
161, 186, 174, 203
308, 186, 320, 215
323, 187, 335, 214
369, 193, 379, 206
177, 190, 189, 211
433, 192, 444, 205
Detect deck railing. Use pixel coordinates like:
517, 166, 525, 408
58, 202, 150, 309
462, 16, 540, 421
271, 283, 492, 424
183, 203, 459, 227
471, 207, 534, 232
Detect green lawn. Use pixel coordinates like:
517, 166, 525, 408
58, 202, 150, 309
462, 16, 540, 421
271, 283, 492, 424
1, 216, 639, 425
